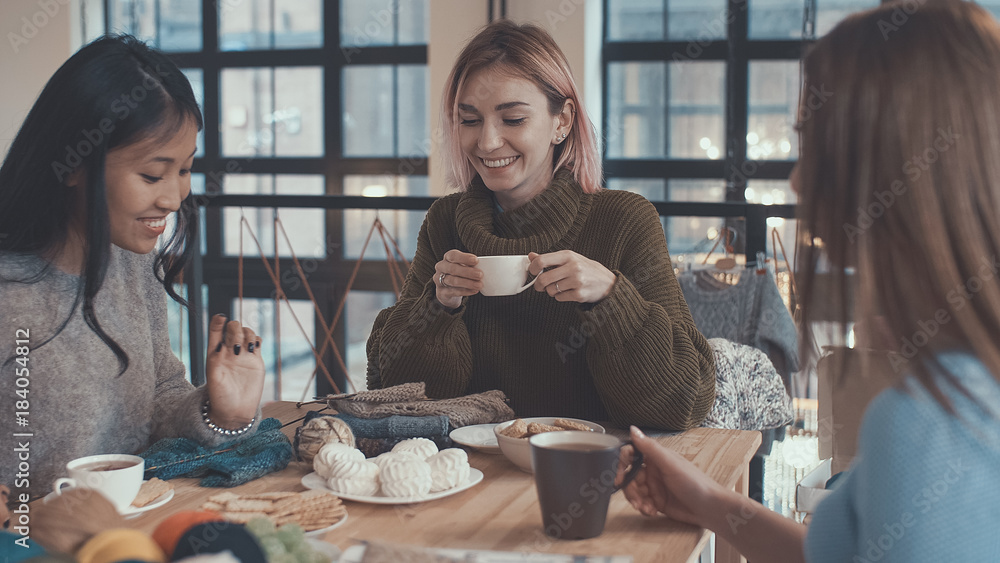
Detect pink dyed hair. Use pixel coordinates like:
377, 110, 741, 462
441, 20, 603, 193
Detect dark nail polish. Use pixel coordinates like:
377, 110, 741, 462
248, 342, 255, 353
256, 340, 261, 348
233, 344, 241, 355
215, 340, 223, 353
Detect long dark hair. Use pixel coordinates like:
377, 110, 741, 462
0, 34, 203, 374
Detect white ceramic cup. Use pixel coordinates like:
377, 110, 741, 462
477, 255, 536, 296
52, 454, 144, 512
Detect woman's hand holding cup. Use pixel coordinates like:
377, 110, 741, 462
434, 250, 484, 309
528, 251, 616, 304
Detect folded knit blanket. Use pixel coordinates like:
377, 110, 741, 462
140, 418, 293, 487
327, 383, 514, 427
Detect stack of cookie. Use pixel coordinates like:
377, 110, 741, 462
200, 490, 346, 532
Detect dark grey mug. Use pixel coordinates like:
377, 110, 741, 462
529, 431, 644, 540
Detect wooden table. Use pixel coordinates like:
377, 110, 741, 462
129, 402, 760, 563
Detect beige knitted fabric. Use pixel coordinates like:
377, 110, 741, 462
327, 382, 515, 427
366, 169, 716, 431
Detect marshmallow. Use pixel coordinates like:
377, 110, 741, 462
427, 448, 471, 492
391, 438, 438, 460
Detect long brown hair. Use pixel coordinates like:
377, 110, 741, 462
797, 0, 1000, 408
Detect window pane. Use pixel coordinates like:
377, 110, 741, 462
181, 69, 205, 158
274, 67, 324, 156
341, 0, 428, 46
608, 178, 725, 202
816, 0, 881, 36
274, 0, 323, 49
607, 62, 666, 159
397, 0, 429, 45
607, 0, 728, 41
220, 0, 272, 50
109, 0, 156, 44
221, 68, 273, 156
346, 291, 397, 392
397, 65, 429, 157
670, 179, 726, 202
748, 62, 799, 161
607, 62, 724, 160
750, 0, 880, 39
222, 174, 326, 257
342, 66, 394, 157
343, 175, 429, 261
160, 0, 202, 51
234, 298, 317, 402
607, 178, 666, 200
670, 62, 725, 159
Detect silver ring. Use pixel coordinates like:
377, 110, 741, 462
555, 282, 561, 293
439, 272, 448, 287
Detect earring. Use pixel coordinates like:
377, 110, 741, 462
556, 132, 567, 143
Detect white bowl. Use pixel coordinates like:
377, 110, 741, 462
493, 417, 605, 473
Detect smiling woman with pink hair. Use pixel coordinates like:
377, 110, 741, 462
366, 20, 716, 431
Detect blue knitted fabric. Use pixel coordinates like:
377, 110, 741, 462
140, 417, 292, 487
335, 412, 450, 439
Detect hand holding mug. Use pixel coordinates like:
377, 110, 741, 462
434, 250, 484, 309
616, 426, 725, 527
528, 251, 617, 304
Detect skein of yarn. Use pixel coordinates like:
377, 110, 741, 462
295, 415, 355, 463
30, 489, 126, 554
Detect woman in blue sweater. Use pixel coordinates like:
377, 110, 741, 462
617, 1, 1000, 560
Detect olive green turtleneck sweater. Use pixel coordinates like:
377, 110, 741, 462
366, 170, 716, 431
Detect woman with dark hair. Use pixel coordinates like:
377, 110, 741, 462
616, 1, 1000, 560
366, 20, 716, 431
0, 35, 265, 500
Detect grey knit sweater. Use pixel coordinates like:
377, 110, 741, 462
367, 170, 717, 431
0, 247, 250, 500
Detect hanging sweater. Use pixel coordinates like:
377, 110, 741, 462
0, 247, 258, 500
678, 270, 799, 381
366, 170, 716, 431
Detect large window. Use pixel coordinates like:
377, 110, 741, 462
603, 0, 878, 263
101, 0, 429, 399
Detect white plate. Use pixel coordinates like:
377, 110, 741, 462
449, 424, 502, 454
122, 486, 174, 517
301, 468, 483, 505
303, 511, 349, 538
43, 481, 174, 517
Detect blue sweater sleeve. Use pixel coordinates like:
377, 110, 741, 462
805, 355, 1000, 562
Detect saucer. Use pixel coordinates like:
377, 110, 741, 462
43, 481, 174, 517
449, 424, 502, 454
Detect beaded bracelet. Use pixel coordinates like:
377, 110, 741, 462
201, 400, 256, 437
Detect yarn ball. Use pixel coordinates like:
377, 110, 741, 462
152, 511, 226, 559
31, 488, 126, 554
295, 416, 355, 463
75, 529, 165, 563
1, 530, 47, 562
170, 523, 266, 563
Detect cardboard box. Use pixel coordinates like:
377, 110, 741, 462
816, 347, 896, 474
795, 458, 833, 514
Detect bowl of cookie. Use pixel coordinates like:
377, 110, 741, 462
493, 417, 605, 473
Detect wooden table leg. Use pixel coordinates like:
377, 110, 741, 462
715, 463, 749, 563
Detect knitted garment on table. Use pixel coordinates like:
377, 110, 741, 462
327, 383, 514, 427
701, 338, 793, 431
293, 410, 450, 461
140, 418, 292, 487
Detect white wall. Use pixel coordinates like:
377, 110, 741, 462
0, 0, 84, 158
